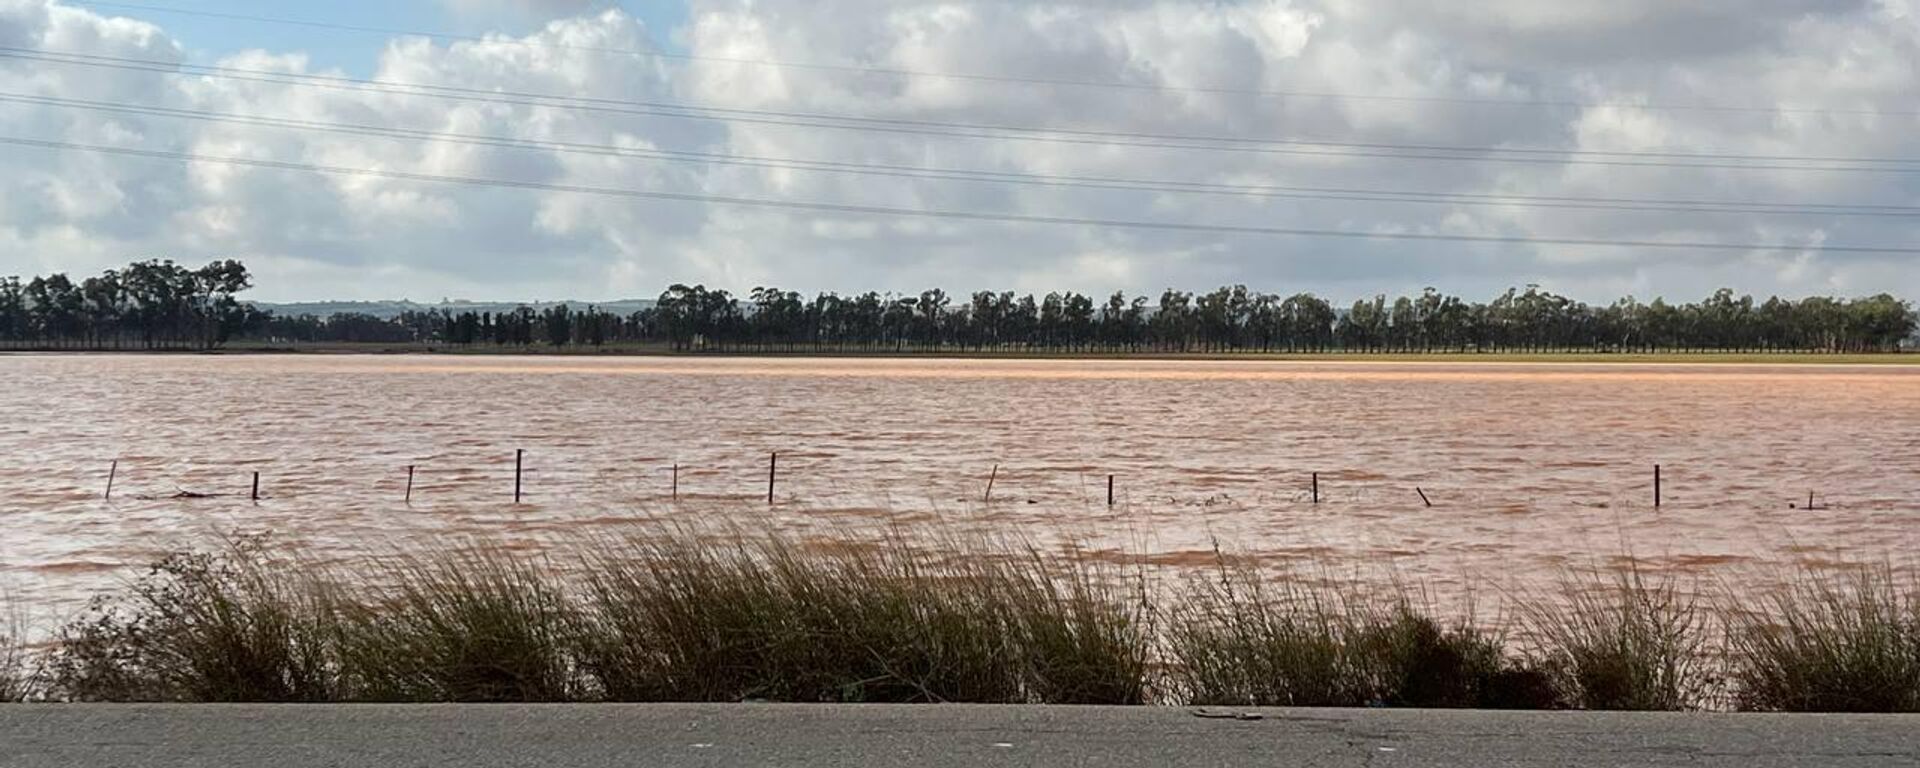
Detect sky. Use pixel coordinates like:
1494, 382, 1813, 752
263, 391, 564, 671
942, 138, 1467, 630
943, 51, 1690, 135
0, 0, 1916, 303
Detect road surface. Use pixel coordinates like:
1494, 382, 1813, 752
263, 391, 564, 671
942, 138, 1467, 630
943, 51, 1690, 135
2, 704, 1916, 767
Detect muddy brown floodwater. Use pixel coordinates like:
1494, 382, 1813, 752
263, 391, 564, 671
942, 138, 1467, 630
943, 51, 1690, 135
2, 354, 1918, 625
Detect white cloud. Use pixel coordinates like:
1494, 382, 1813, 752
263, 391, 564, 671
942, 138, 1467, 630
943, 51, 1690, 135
0, 0, 1914, 304
438, 0, 602, 23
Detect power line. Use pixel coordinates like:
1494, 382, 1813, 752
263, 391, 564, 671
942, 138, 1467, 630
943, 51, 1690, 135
9, 134, 1917, 255
10, 92, 1918, 219
9, 47, 1920, 173
78, 0, 1915, 118
17, 45, 1920, 165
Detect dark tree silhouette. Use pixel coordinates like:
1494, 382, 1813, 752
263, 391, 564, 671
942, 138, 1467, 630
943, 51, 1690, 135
1, 259, 258, 349
3, 262, 1913, 354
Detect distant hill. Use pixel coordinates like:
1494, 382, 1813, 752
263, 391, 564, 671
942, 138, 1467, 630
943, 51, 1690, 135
254, 299, 657, 319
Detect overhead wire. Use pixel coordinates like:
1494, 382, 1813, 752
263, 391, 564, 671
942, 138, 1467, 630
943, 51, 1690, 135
8, 134, 1917, 255
7, 91, 1916, 218
6, 47, 1920, 172
7, 11, 1917, 254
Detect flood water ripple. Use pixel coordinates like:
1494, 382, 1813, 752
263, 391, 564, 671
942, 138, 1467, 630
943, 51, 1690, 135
3, 354, 1918, 621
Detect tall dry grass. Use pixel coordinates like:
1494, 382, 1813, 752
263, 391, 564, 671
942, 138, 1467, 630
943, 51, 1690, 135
48, 543, 338, 702
29, 530, 1920, 712
1164, 555, 1559, 709
1524, 565, 1715, 710
574, 532, 1150, 704
1725, 565, 1920, 712
1, 600, 29, 702
45, 529, 1153, 705
333, 550, 578, 702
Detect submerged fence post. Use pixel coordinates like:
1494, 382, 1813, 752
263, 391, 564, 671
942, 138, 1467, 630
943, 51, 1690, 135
405, 465, 415, 504
1312, 472, 1320, 505
1654, 464, 1662, 509
984, 463, 999, 504
250, 471, 260, 502
767, 452, 778, 505
514, 449, 524, 504
104, 460, 117, 501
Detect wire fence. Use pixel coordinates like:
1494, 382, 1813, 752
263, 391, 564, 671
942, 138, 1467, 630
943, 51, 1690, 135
47, 450, 1901, 518
11, 448, 1920, 651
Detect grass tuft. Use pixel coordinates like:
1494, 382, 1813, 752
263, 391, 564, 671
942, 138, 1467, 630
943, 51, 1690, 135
1165, 554, 1558, 708
335, 549, 577, 703
47, 538, 336, 702
573, 531, 1150, 704
1, 603, 30, 702
1726, 565, 1920, 712
997, 546, 1154, 705
1525, 565, 1713, 710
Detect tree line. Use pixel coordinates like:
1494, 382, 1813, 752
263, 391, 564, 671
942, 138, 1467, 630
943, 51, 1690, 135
3, 262, 1914, 353
0, 260, 257, 349
647, 284, 1916, 353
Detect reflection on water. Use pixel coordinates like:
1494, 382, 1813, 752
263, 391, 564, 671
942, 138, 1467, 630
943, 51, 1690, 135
2, 353, 1917, 621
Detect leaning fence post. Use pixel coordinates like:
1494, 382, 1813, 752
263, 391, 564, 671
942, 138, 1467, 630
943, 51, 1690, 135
1416, 487, 1432, 508
405, 465, 415, 504
984, 463, 999, 504
104, 460, 117, 501
514, 449, 524, 504
250, 471, 260, 502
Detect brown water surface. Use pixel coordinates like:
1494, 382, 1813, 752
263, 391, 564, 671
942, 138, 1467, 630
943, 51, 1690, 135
2, 354, 1917, 621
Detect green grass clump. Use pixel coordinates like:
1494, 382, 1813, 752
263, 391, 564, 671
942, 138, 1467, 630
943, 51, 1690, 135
335, 550, 577, 702
40, 532, 1147, 705
37, 530, 1920, 712
1525, 566, 1713, 710
1726, 566, 1920, 712
574, 533, 1150, 704
994, 548, 1153, 705
1165, 557, 1558, 709
47, 542, 336, 702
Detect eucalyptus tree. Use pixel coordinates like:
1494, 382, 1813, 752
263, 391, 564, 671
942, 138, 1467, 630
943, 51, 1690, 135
1100, 292, 1148, 351
79, 271, 124, 348
0, 277, 27, 345
1153, 290, 1194, 351
541, 304, 573, 347
189, 259, 254, 349
1338, 296, 1388, 351
749, 287, 807, 350
1194, 285, 1251, 352
1279, 293, 1337, 352
25, 274, 82, 344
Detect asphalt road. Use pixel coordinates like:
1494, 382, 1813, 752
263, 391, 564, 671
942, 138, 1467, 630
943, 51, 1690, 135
2, 704, 1917, 767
